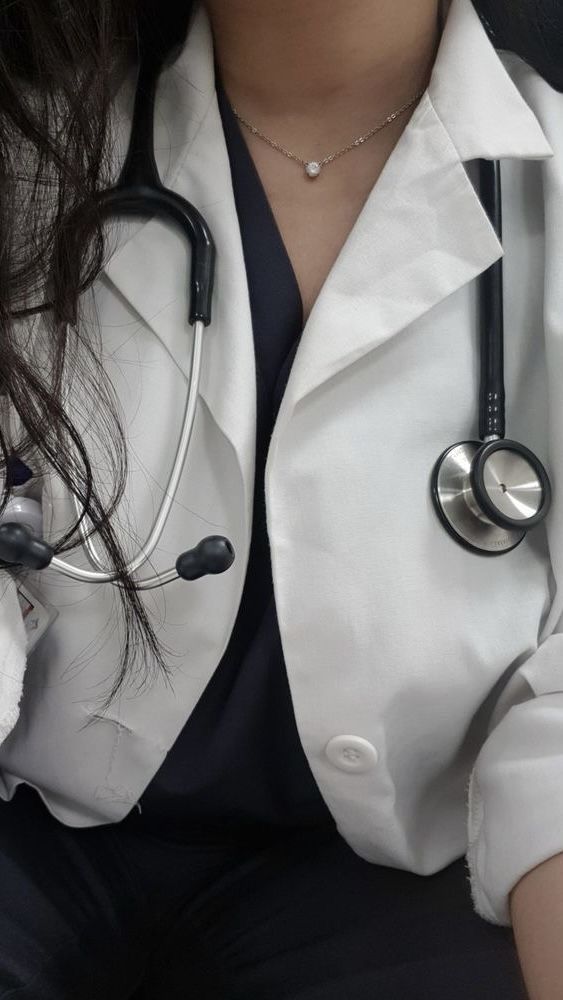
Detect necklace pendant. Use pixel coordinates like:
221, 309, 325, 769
305, 161, 322, 178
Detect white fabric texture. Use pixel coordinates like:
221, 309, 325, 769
0, 575, 27, 746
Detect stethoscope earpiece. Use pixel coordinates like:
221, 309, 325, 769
0, 522, 54, 571
176, 536, 236, 581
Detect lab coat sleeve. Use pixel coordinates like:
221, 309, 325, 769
464, 65, 563, 929
0, 573, 28, 746
466, 623, 563, 926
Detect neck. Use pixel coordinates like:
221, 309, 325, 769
203, 0, 446, 124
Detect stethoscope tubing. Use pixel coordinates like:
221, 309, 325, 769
478, 159, 505, 442
53, 318, 205, 588
0, 45, 235, 588
0, 54, 554, 580
430, 159, 552, 556
27, 44, 229, 589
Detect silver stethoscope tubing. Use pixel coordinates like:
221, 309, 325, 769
0, 59, 553, 585
62, 316, 207, 589
0, 43, 235, 590
430, 158, 552, 555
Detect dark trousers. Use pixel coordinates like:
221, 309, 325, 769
0, 784, 527, 999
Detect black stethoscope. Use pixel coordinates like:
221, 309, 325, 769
0, 47, 552, 582
431, 158, 551, 554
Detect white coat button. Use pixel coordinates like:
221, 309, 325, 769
325, 736, 379, 773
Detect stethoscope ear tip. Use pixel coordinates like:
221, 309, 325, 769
0, 523, 54, 571
176, 535, 235, 581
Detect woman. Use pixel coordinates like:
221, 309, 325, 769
0, 0, 561, 995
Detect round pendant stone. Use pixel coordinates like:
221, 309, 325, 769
305, 161, 321, 178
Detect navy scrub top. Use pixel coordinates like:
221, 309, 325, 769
123, 77, 335, 843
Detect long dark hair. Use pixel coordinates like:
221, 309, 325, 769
0, 0, 561, 712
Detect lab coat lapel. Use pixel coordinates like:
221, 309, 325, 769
273, 0, 554, 425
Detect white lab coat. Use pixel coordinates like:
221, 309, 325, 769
0, 0, 562, 928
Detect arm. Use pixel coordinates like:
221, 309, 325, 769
510, 851, 563, 1000
465, 637, 563, 928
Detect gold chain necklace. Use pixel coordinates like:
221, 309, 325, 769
230, 87, 426, 179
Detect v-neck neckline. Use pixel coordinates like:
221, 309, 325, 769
215, 71, 305, 339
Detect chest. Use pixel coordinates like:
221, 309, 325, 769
240, 123, 409, 324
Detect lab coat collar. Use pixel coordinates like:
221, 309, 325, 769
103, 0, 554, 441
429, 0, 553, 162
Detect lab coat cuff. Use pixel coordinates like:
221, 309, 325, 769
466, 677, 563, 927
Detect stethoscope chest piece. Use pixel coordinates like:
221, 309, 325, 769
429, 158, 553, 557
431, 438, 551, 556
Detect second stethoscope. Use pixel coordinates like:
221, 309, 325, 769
0, 47, 553, 588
